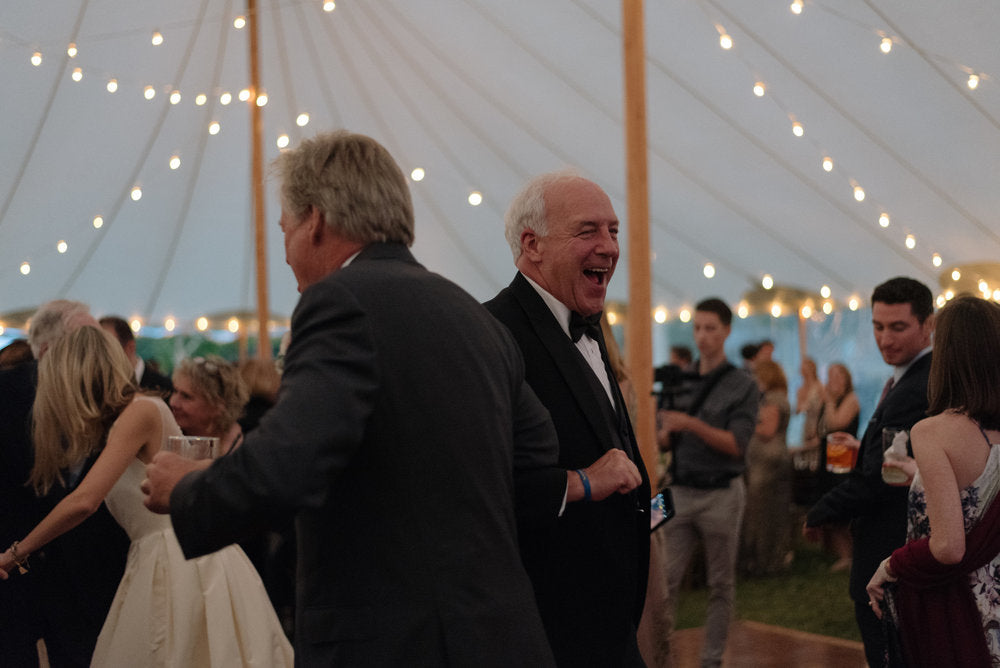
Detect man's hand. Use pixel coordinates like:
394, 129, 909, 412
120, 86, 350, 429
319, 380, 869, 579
657, 409, 692, 452
142, 451, 210, 514
568, 449, 642, 502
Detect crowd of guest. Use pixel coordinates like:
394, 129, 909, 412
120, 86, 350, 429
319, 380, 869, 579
3, 129, 1000, 668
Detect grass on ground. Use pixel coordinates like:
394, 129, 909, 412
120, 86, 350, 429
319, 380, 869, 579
675, 537, 861, 642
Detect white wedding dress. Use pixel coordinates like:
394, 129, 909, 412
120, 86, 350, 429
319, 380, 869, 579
91, 396, 293, 667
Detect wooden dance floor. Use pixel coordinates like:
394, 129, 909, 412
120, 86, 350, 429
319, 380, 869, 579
671, 620, 867, 667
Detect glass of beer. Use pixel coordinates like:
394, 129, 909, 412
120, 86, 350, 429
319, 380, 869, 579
165, 435, 218, 460
826, 433, 859, 473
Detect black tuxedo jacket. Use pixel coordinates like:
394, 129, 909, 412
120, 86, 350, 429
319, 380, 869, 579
485, 273, 651, 667
0, 360, 129, 666
171, 244, 557, 667
807, 352, 931, 600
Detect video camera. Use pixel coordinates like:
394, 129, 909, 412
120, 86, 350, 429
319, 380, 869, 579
653, 364, 700, 410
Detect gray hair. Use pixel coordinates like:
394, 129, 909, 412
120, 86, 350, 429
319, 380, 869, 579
28, 299, 93, 357
504, 168, 582, 260
274, 130, 414, 246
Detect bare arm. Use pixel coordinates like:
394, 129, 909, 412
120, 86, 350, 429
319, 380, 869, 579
755, 402, 780, 440
1, 399, 157, 578
824, 392, 860, 433
911, 417, 968, 565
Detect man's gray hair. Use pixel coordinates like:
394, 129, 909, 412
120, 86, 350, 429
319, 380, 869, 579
274, 130, 414, 246
27, 299, 92, 357
504, 168, 582, 260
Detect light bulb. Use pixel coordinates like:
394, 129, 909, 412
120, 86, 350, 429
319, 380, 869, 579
151, 31, 164, 46
790, 0, 803, 14
67, 43, 78, 58
234, 16, 246, 29
277, 134, 290, 149
57, 240, 68, 254
762, 274, 774, 290
931, 253, 942, 267
164, 317, 176, 332
208, 121, 221, 135
169, 155, 181, 170
719, 33, 733, 50
753, 82, 765, 97
130, 186, 142, 201
771, 303, 782, 318
296, 113, 310, 127
130, 319, 142, 333
220, 92, 232, 105
107, 79, 118, 93
679, 309, 692, 323
20, 262, 30, 275
800, 305, 813, 318
195, 93, 207, 106
848, 297, 860, 311
256, 93, 268, 107
323, 1, 336, 11
653, 308, 667, 324
468, 191, 483, 206
169, 90, 181, 105
880, 37, 893, 54
820, 285, 831, 298
792, 121, 804, 137
905, 234, 916, 249
822, 156, 833, 172
410, 168, 425, 182
968, 74, 980, 90
737, 303, 749, 319
196, 317, 209, 331
822, 301, 834, 315
853, 186, 865, 202
31, 52, 42, 67
144, 85, 156, 100
878, 213, 890, 228
239, 88, 252, 102
703, 262, 715, 278
71, 67, 83, 82
228, 318, 240, 333
952, 269, 961, 281
93, 215, 104, 229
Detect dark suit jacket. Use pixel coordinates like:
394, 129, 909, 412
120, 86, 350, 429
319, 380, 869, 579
485, 273, 652, 667
170, 243, 557, 667
0, 361, 130, 667
807, 352, 931, 601
139, 362, 173, 395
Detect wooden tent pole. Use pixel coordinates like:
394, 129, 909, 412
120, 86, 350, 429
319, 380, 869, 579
622, 0, 655, 479
248, 0, 271, 360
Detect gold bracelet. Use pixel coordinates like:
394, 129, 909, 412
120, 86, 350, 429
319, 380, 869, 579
9, 541, 29, 574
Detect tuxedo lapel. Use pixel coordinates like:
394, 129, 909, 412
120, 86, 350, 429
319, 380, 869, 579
509, 275, 620, 455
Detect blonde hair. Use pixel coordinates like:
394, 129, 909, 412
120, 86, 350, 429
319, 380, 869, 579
239, 358, 281, 401
173, 356, 249, 435
31, 326, 137, 494
755, 360, 788, 393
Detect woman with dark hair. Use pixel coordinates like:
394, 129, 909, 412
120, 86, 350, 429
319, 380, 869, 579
867, 296, 1000, 666
0, 327, 292, 665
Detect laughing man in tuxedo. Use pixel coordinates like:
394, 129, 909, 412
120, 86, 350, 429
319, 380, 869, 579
485, 170, 651, 667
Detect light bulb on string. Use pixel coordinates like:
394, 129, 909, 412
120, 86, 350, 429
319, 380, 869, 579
71, 67, 83, 82
20, 262, 30, 276
880, 37, 893, 54
93, 216, 104, 229
820, 285, 831, 299
822, 156, 833, 172
703, 262, 715, 278
169, 90, 181, 105
468, 191, 483, 206
107, 79, 118, 93
968, 74, 980, 90
196, 317, 209, 332
296, 113, 310, 127
679, 309, 692, 323
800, 305, 813, 319
792, 121, 804, 137
144, 85, 156, 100
195, 93, 207, 106
130, 186, 142, 202
822, 301, 834, 315
323, 1, 336, 11
771, 303, 783, 318
952, 269, 962, 281
31, 52, 42, 67
848, 297, 860, 311
853, 185, 865, 202
169, 155, 181, 170
410, 168, 425, 182
654, 307, 668, 324
790, 0, 803, 14
936, 295, 947, 308
277, 134, 290, 149
208, 121, 221, 135
256, 93, 268, 107
164, 317, 176, 332
238, 88, 251, 102
753, 82, 765, 97
762, 274, 774, 290
878, 213, 890, 228
932, 253, 942, 267
151, 31, 163, 46
234, 16, 246, 29
719, 33, 733, 50
57, 240, 68, 254
737, 302, 749, 319
220, 92, 232, 105
905, 234, 916, 249
67, 43, 77, 58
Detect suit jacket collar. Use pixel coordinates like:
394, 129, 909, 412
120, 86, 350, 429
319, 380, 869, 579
352, 241, 418, 265
508, 273, 620, 451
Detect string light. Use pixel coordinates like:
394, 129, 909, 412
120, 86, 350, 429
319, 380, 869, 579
71, 67, 82, 82
945, 289, 955, 300
130, 186, 142, 201
994, 289, 1000, 302
880, 37, 893, 54
822, 301, 834, 315
753, 82, 765, 97
323, 1, 336, 11
130, 318, 142, 333
255, 93, 268, 107
822, 156, 833, 172
144, 85, 156, 100
220, 92, 232, 105
20, 262, 30, 275
737, 302, 749, 319
719, 33, 733, 50
195, 93, 207, 106
106, 79, 118, 93
234, 16, 246, 29
878, 213, 890, 228
169, 90, 181, 105
56, 240, 68, 253
227, 318, 240, 333
196, 317, 209, 331
790, 0, 803, 15
31, 52, 42, 67
606, 311, 618, 325
169, 155, 181, 170
93, 215, 104, 229
410, 168, 425, 182
770, 303, 783, 318
762, 274, 774, 290
164, 317, 176, 332
968, 74, 980, 90
67, 43, 77, 58
654, 307, 668, 324
905, 234, 916, 249
952, 269, 962, 280
679, 308, 692, 323
936, 295, 947, 308
276, 134, 290, 149
979, 279, 989, 293
296, 113, 310, 127
791, 121, 804, 137
238, 88, 252, 102
820, 285, 831, 299
853, 185, 865, 202
932, 253, 942, 267
208, 121, 221, 135
151, 31, 164, 46
800, 304, 813, 318
848, 297, 860, 311
468, 191, 483, 206
703, 262, 715, 278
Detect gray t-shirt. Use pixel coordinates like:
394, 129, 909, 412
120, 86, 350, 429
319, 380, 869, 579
671, 361, 760, 483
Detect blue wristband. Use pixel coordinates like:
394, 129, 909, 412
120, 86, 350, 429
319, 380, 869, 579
575, 469, 591, 501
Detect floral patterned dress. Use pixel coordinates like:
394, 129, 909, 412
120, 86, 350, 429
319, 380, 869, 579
907, 442, 1000, 662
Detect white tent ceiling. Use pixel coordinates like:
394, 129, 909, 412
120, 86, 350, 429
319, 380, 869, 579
1, 0, 998, 332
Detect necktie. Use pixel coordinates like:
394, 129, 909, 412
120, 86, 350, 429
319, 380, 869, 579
878, 377, 895, 406
569, 311, 602, 343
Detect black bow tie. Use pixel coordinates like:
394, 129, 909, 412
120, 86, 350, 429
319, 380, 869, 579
569, 311, 603, 343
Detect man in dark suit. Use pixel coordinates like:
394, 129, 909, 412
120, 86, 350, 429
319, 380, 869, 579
485, 170, 651, 667
1, 300, 130, 667
143, 131, 562, 666
99, 315, 173, 395
805, 276, 934, 667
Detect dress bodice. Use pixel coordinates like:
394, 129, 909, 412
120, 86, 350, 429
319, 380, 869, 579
102, 395, 181, 542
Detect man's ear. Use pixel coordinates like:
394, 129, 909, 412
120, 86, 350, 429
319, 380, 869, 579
305, 207, 325, 244
520, 229, 542, 262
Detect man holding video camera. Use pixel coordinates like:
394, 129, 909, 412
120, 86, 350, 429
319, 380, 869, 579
656, 297, 759, 668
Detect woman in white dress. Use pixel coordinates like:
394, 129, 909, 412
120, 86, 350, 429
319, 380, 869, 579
0, 326, 293, 667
